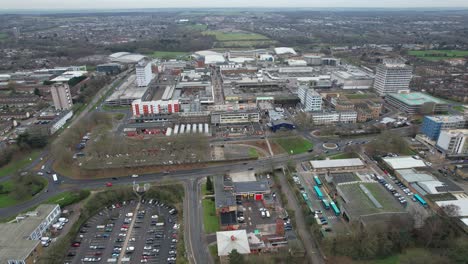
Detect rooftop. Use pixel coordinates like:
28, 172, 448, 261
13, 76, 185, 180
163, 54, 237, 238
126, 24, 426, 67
234, 180, 270, 194
0, 204, 59, 263
396, 169, 435, 183
425, 115, 465, 123
382, 156, 427, 170
310, 158, 364, 169
216, 230, 251, 256
337, 182, 405, 218
386, 92, 447, 106
436, 199, 468, 217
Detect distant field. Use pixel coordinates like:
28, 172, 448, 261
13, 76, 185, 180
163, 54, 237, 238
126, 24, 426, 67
203, 30, 269, 41
453, 105, 466, 112
184, 24, 208, 31
150, 51, 189, 60
0, 32, 8, 40
274, 137, 313, 154
216, 40, 276, 48
408, 50, 468, 61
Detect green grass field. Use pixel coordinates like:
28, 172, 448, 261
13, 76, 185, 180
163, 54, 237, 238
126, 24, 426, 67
248, 148, 259, 158
150, 51, 189, 60
408, 50, 468, 61
328, 152, 359, 160
45, 191, 89, 208
0, 177, 47, 208
202, 199, 219, 233
0, 180, 16, 208
184, 24, 208, 31
203, 30, 269, 41
453, 105, 466, 112
274, 137, 313, 154
0, 151, 41, 178
0, 32, 8, 39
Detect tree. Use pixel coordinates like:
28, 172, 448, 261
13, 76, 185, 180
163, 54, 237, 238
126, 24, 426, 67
34, 88, 41, 96
206, 176, 213, 193
228, 249, 245, 264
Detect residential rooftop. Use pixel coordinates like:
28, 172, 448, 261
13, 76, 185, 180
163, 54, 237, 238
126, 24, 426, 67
425, 115, 465, 123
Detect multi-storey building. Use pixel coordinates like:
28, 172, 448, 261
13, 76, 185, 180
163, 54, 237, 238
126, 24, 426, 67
297, 85, 322, 112
131, 99, 180, 116
421, 115, 466, 140
211, 111, 260, 125
355, 101, 382, 122
135, 59, 153, 87
311, 111, 357, 125
436, 129, 468, 156
385, 92, 448, 115
50, 83, 72, 110
374, 59, 412, 96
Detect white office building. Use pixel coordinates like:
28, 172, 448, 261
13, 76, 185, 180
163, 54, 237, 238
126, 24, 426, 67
135, 59, 153, 87
298, 85, 322, 112
373, 59, 412, 96
311, 111, 357, 125
436, 129, 468, 156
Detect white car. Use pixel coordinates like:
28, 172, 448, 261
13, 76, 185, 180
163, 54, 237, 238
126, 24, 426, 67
132, 174, 139, 178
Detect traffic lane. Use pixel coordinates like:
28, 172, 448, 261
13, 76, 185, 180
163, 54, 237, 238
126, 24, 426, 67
1, 153, 315, 219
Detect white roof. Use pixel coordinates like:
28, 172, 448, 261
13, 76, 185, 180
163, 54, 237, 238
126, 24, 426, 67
274, 47, 297, 55
383, 156, 426, 170
418, 180, 446, 194
109, 52, 146, 63
109, 52, 131, 58
228, 57, 254, 63
51, 71, 87, 82
436, 199, 468, 217
204, 54, 225, 64
216, 230, 250, 256
194, 50, 221, 57
461, 217, 468, 226
310, 158, 364, 169
287, 59, 307, 66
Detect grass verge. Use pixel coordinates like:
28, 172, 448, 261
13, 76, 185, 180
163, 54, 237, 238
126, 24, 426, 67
274, 137, 313, 154
0, 150, 40, 177
202, 198, 219, 233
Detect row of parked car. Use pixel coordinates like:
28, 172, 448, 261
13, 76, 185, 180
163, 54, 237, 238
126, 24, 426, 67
377, 176, 411, 205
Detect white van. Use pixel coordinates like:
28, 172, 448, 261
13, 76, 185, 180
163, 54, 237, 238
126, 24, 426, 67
126, 213, 133, 217
266, 210, 270, 218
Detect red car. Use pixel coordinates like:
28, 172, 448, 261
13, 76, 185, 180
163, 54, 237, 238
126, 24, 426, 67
106, 182, 113, 187
72, 242, 81, 247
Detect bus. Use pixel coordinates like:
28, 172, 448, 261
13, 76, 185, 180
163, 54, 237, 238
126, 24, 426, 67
330, 202, 340, 216
313, 186, 323, 199
414, 194, 427, 207
314, 176, 322, 186
322, 199, 330, 210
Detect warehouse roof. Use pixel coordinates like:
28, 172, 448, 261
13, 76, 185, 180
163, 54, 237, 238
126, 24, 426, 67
382, 156, 427, 170
274, 47, 297, 55
396, 169, 435, 183
310, 158, 364, 169
436, 199, 468, 217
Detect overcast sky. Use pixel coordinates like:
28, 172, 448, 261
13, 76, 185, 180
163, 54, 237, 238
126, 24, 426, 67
1, 0, 468, 10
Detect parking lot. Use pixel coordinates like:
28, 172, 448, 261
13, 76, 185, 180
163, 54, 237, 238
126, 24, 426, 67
65, 199, 179, 264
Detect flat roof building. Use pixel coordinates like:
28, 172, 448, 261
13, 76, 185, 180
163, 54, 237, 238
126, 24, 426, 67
309, 158, 365, 172
0, 204, 61, 264
385, 92, 448, 115
382, 156, 427, 170
422, 115, 466, 141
